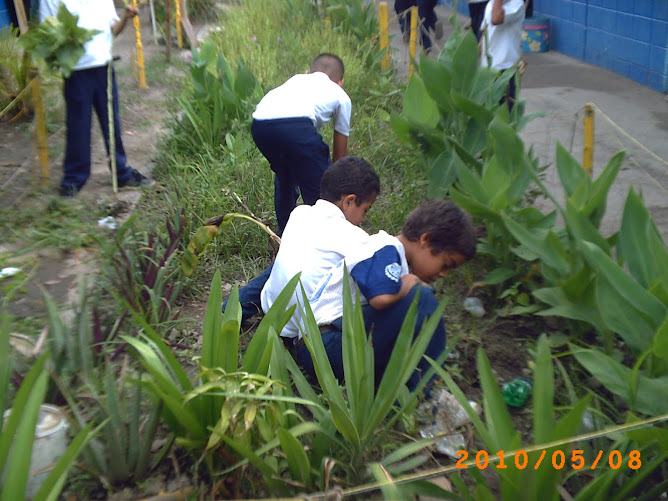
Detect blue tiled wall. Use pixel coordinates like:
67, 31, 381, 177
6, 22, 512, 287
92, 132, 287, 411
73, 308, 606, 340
534, 0, 667, 92
0, 0, 11, 30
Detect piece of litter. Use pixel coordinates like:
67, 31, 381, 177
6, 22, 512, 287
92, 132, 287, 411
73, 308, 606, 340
0, 267, 20, 279
97, 216, 117, 230
125, 131, 135, 136
462, 297, 485, 317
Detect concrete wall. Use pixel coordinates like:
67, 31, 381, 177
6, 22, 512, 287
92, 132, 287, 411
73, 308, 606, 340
441, 0, 667, 93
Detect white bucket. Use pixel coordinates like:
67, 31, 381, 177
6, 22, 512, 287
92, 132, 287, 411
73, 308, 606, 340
2, 404, 69, 500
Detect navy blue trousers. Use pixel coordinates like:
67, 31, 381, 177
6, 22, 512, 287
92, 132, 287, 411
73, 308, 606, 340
395, 0, 438, 50
62, 64, 133, 191
251, 118, 330, 234
222, 263, 274, 319
296, 285, 447, 391
467, 1, 489, 41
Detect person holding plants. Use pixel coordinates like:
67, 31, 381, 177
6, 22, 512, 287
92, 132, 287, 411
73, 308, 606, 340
39, 0, 155, 197
479, 0, 525, 110
287, 199, 477, 390
250, 53, 351, 234
223, 156, 380, 324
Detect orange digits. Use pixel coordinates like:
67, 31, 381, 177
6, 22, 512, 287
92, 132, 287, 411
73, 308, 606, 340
455, 450, 468, 469
628, 450, 642, 470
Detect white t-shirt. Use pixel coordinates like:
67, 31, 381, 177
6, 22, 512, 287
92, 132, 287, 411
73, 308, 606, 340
40, 0, 119, 70
260, 200, 369, 338
309, 231, 409, 327
252, 72, 352, 136
480, 0, 525, 70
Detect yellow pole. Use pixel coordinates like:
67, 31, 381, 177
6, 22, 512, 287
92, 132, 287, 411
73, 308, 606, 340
174, 0, 183, 49
583, 103, 594, 177
29, 68, 49, 185
378, 2, 390, 71
132, 0, 147, 89
408, 5, 418, 78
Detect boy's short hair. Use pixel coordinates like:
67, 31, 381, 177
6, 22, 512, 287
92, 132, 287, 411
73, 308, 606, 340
320, 157, 380, 206
311, 53, 345, 82
401, 199, 477, 260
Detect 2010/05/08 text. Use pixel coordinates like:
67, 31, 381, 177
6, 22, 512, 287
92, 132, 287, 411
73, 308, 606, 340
455, 449, 641, 470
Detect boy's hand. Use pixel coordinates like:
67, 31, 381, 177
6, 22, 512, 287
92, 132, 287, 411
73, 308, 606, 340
124, 5, 139, 19
368, 274, 424, 310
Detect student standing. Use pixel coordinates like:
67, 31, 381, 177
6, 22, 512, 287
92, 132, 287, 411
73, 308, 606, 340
39, 0, 154, 197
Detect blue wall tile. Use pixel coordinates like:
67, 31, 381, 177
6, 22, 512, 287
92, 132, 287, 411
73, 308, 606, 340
632, 16, 652, 43
572, 2, 587, 24
634, 0, 653, 17
652, 21, 667, 47
648, 71, 667, 92
617, 12, 634, 38
649, 45, 667, 73
654, 1, 668, 21
617, 1, 634, 15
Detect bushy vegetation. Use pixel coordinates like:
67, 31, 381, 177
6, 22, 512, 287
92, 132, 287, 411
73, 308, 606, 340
3, 0, 667, 499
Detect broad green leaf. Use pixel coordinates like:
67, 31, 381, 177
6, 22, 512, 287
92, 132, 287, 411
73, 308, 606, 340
533, 335, 554, 445
490, 116, 524, 174
556, 141, 589, 198
403, 75, 440, 127
503, 217, 569, 274
277, 428, 312, 488
476, 267, 517, 286
618, 187, 668, 290
427, 149, 459, 197
419, 56, 453, 112
580, 242, 666, 326
571, 346, 668, 415
653, 315, 668, 361
565, 200, 610, 254
369, 463, 406, 500
451, 29, 480, 93
583, 151, 624, 226
202, 270, 223, 371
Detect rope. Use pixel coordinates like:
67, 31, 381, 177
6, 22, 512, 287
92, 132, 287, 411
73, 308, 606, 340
0, 76, 37, 121
228, 413, 668, 500
590, 103, 668, 169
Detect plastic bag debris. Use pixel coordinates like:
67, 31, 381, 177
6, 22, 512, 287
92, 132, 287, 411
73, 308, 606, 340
97, 216, 117, 230
462, 297, 485, 317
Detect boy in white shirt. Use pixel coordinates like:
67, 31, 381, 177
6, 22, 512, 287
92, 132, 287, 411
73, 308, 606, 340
39, 0, 154, 196
480, 0, 525, 110
295, 199, 477, 390
224, 157, 380, 324
251, 53, 352, 234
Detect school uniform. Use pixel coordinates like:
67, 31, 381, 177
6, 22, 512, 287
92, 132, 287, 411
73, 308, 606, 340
39, 0, 135, 193
260, 199, 369, 340
251, 72, 351, 234
298, 231, 448, 390
480, 0, 525, 109
467, 0, 489, 41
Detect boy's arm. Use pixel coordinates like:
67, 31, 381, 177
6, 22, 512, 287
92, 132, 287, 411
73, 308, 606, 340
332, 131, 348, 162
368, 274, 422, 310
111, 5, 138, 36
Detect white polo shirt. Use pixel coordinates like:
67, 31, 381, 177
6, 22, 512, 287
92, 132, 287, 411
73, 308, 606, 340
252, 72, 352, 136
40, 0, 119, 70
480, 0, 525, 70
309, 231, 409, 327
260, 200, 369, 338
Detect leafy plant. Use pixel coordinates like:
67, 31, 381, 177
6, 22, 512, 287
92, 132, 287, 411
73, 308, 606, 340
0, 313, 103, 501
19, 3, 100, 78
173, 40, 263, 152
0, 26, 31, 117
98, 209, 185, 357
124, 270, 323, 494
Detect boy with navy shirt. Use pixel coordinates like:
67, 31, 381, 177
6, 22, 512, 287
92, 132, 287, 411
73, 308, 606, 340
251, 53, 351, 234
286, 199, 477, 390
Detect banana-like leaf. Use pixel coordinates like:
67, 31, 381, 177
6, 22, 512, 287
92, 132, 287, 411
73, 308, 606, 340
277, 428, 312, 489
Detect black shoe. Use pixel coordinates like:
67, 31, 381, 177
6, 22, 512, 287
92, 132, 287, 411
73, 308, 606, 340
59, 185, 78, 197
119, 169, 155, 188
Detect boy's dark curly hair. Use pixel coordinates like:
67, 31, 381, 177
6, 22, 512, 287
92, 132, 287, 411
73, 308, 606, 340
401, 199, 477, 259
310, 53, 345, 82
320, 157, 380, 206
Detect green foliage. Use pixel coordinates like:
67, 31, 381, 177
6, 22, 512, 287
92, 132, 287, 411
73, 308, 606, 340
0, 314, 102, 501
173, 40, 262, 153
19, 3, 100, 78
0, 26, 31, 115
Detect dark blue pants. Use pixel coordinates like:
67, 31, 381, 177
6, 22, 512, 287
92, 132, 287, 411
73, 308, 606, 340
467, 1, 489, 41
395, 0, 438, 50
251, 118, 330, 234
296, 285, 447, 391
222, 263, 274, 319
62, 64, 133, 191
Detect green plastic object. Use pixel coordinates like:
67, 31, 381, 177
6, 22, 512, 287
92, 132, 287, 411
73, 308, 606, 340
502, 377, 532, 407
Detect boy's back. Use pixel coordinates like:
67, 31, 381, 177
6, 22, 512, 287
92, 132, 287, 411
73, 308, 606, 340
253, 72, 351, 135
261, 200, 369, 339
